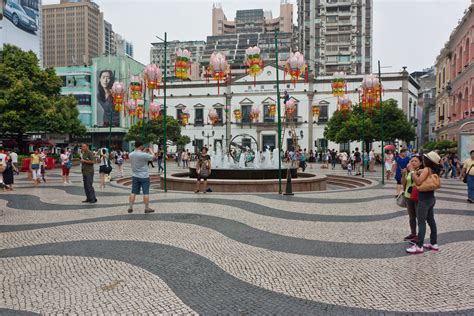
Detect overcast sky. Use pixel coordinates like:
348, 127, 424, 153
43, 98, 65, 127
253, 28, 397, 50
43, 0, 471, 73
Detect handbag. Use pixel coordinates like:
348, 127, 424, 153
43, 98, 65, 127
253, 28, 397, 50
463, 165, 473, 184
410, 186, 419, 202
416, 172, 441, 192
396, 193, 407, 207
65, 160, 73, 169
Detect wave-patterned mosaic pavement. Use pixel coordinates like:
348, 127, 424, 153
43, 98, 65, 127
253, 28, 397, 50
1, 165, 473, 315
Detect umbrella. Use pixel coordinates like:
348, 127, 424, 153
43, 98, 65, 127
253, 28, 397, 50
384, 144, 395, 151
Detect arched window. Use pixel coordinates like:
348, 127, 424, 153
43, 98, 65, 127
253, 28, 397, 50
452, 53, 457, 78
458, 46, 463, 73
465, 38, 470, 66
442, 67, 445, 84
464, 87, 469, 117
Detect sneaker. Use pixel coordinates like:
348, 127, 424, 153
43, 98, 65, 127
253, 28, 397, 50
408, 236, 419, 245
406, 244, 424, 254
423, 243, 439, 251
144, 208, 155, 214
403, 234, 417, 241
127, 208, 133, 213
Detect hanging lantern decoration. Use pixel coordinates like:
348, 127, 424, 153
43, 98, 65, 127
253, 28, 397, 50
181, 108, 190, 126
312, 104, 320, 119
234, 109, 241, 121
337, 95, 353, 117
249, 105, 261, 123
144, 64, 162, 97
126, 99, 138, 117
244, 46, 264, 86
361, 74, 383, 111
207, 52, 231, 94
175, 49, 192, 80
284, 52, 308, 87
111, 82, 125, 111
285, 99, 297, 117
208, 108, 219, 126
149, 101, 161, 120
130, 75, 142, 100
136, 99, 145, 119
268, 103, 277, 117
331, 71, 347, 97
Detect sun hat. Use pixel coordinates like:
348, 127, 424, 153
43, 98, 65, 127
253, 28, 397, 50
423, 151, 441, 165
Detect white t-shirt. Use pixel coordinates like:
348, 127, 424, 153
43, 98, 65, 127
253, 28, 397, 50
60, 153, 70, 165
10, 152, 18, 163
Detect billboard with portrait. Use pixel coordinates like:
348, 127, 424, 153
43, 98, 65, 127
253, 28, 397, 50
0, 0, 42, 59
96, 69, 121, 127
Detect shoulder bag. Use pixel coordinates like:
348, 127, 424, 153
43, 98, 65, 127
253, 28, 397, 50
416, 169, 441, 192
463, 165, 473, 184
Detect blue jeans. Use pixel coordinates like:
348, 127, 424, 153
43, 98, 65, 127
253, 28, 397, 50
416, 192, 437, 247
467, 174, 474, 200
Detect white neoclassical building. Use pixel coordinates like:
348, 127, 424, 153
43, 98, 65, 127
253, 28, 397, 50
155, 64, 420, 154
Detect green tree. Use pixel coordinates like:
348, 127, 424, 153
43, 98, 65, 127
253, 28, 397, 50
0, 45, 86, 151
324, 99, 416, 148
124, 115, 186, 146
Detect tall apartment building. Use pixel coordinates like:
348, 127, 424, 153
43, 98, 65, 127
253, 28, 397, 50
115, 34, 134, 58
42, 0, 104, 67
298, 0, 373, 76
212, 1, 293, 36
434, 3, 473, 143
150, 40, 206, 80
103, 20, 116, 56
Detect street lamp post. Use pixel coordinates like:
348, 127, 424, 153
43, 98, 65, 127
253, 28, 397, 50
275, 32, 282, 194
202, 130, 215, 148
156, 33, 168, 192
378, 60, 385, 185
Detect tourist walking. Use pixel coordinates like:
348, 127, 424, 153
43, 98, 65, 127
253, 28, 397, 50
195, 147, 211, 193
330, 149, 337, 170
30, 148, 42, 186
394, 149, 410, 196
10, 150, 18, 175
182, 150, 190, 168
460, 150, 474, 203
354, 147, 362, 176
385, 149, 394, 180
406, 151, 441, 254
114, 150, 124, 178
98, 148, 109, 189
80, 144, 97, 204
299, 148, 306, 172
369, 149, 375, 172
401, 155, 422, 244
60, 149, 72, 184
128, 141, 155, 213
157, 149, 164, 173
40, 150, 47, 183
2, 151, 17, 191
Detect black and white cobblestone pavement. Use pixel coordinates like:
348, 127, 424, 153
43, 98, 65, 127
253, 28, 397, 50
0, 162, 473, 315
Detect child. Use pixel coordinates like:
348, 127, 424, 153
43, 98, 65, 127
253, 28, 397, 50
347, 161, 352, 175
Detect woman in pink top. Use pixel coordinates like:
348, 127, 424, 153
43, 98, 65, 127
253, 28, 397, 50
385, 150, 394, 180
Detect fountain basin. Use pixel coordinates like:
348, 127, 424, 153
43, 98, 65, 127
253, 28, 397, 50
188, 167, 298, 180
160, 172, 327, 193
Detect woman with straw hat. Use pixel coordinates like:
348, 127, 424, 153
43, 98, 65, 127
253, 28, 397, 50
406, 151, 442, 254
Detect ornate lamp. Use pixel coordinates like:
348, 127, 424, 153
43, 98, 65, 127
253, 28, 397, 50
111, 82, 125, 111
284, 52, 307, 86
244, 46, 264, 86
175, 49, 192, 80
207, 52, 230, 94
331, 71, 347, 97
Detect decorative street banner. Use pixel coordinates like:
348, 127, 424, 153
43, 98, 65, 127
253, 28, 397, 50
96, 69, 120, 128
0, 0, 42, 60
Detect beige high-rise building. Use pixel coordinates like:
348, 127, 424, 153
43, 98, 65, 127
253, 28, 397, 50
43, 0, 104, 67
211, 1, 293, 36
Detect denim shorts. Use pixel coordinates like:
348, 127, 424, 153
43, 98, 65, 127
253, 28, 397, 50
131, 177, 150, 195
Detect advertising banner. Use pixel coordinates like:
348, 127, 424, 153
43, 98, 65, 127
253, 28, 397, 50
0, 0, 41, 58
96, 69, 120, 128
